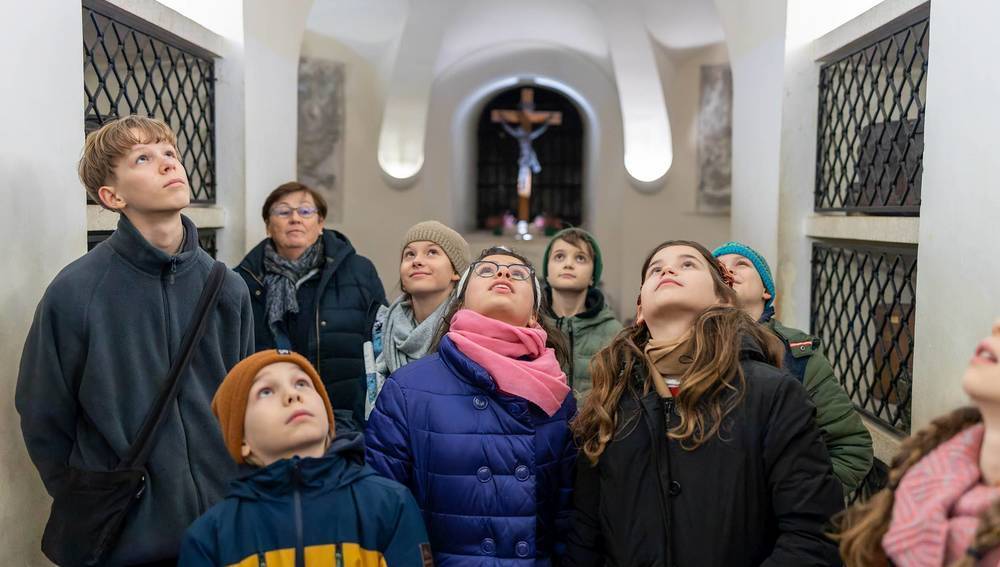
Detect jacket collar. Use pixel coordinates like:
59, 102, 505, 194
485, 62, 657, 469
545, 287, 610, 322
238, 229, 354, 282
106, 213, 199, 276
438, 335, 499, 393
228, 431, 373, 501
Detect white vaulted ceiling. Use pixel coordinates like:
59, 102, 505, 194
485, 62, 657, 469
305, 0, 726, 188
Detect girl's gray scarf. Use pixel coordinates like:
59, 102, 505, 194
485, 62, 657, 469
375, 295, 451, 377
262, 237, 325, 335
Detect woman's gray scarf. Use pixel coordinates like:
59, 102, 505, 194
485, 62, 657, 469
375, 295, 451, 377
262, 237, 325, 335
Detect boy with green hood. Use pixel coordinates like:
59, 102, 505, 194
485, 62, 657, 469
543, 228, 623, 399
713, 241, 874, 495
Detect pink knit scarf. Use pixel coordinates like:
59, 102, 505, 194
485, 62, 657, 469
883, 423, 1000, 566
447, 309, 569, 416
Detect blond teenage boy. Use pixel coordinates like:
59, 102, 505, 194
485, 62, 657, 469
16, 115, 253, 565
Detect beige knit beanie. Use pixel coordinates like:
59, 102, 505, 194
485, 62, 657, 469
402, 221, 471, 275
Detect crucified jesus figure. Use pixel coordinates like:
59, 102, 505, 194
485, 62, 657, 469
500, 120, 552, 199
490, 87, 562, 239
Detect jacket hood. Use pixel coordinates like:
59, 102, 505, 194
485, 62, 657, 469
228, 430, 373, 501
238, 228, 356, 278
541, 228, 604, 285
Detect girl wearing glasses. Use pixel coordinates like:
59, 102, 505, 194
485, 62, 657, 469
237, 181, 387, 432
366, 246, 576, 565
566, 240, 843, 567
363, 221, 471, 419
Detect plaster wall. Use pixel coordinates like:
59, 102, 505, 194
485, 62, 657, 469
0, 4, 85, 564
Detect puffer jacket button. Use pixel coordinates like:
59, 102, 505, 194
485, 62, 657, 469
477, 466, 492, 482
473, 395, 488, 410
508, 403, 524, 415
514, 464, 530, 481
481, 538, 496, 555
254, 289, 261, 296
516, 540, 530, 558
320, 320, 327, 327
669, 480, 681, 496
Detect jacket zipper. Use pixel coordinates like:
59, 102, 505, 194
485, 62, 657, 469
568, 327, 575, 389
314, 295, 321, 375
642, 396, 675, 567
293, 462, 305, 567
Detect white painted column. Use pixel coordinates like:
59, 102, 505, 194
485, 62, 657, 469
713, 0, 787, 264
911, 0, 1000, 429
242, 0, 314, 249
0, 3, 85, 564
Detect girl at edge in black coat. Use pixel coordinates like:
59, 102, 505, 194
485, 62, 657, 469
565, 240, 844, 567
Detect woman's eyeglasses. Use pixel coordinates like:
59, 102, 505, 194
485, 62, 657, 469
270, 205, 319, 219
471, 260, 534, 281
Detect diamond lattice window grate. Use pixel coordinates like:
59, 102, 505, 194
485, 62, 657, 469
815, 18, 929, 214
83, 5, 216, 203
811, 242, 917, 433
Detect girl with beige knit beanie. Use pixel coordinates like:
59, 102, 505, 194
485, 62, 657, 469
363, 220, 471, 419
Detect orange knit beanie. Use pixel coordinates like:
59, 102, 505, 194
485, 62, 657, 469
211, 349, 335, 464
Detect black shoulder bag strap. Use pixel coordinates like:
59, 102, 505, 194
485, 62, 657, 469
121, 260, 228, 469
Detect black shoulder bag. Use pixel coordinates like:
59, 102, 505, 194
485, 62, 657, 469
41, 261, 228, 567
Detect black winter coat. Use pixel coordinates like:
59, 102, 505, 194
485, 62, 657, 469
565, 338, 844, 567
237, 229, 386, 428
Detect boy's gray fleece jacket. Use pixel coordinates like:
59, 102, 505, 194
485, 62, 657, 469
16, 214, 254, 565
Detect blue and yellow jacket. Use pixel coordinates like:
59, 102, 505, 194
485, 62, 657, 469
179, 432, 431, 566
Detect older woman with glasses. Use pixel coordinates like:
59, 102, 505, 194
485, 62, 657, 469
366, 246, 576, 566
237, 181, 386, 430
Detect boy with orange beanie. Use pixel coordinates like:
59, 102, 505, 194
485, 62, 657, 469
180, 350, 431, 566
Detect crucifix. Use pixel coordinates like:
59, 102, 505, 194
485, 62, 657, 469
491, 87, 562, 240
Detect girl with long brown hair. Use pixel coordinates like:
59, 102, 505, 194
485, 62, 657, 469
565, 240, 844, 567
837, 322, 1000, 566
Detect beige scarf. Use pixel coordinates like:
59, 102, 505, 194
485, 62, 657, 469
643, 332, 695, 398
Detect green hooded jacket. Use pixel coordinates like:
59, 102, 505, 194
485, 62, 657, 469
764, 317, 874, 495
550, 288, 623, 400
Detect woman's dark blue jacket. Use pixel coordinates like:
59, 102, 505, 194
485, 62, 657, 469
237, 229, 386, 428
365, 335, 576, 566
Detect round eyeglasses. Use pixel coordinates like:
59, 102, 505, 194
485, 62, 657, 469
471, 260, 534, 281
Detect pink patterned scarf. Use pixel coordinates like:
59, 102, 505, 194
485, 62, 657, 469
447, 308, 569, 416
883, 423, 1000, 566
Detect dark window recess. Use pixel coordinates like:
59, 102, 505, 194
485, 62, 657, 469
847, 458, 890, 506
816, 17, 928, 214
83, 3, 217, 203
87, 228, 219, 259
811, 242, 917, 433
476, 86, 584, 229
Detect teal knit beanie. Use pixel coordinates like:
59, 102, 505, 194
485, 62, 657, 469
712, 241, 775, 309
542, 228, 603, 286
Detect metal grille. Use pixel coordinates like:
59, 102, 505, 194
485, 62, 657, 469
83, 4, 217, 203
811, 242, 917, 433
815, 17, 929, 214
476, 86, 584, 229
87, 228, 219, 259
847, 458, 889, 506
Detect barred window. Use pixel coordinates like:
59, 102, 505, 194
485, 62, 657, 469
83, 3, 217, 203
816, 16, 929, 214
811, 242, 917, 433
476, 86, 584, 230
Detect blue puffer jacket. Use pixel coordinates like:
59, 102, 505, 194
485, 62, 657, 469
366, 336, 577, 566
179, 432, 431, 566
